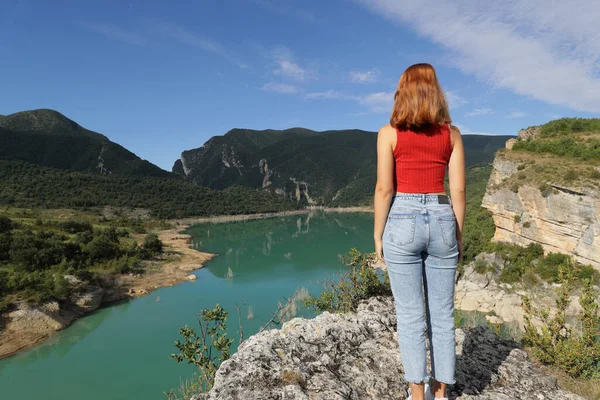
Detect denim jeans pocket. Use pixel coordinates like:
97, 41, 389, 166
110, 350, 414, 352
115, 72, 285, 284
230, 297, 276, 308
386, 214, 416, 246
436, 215, 457, 247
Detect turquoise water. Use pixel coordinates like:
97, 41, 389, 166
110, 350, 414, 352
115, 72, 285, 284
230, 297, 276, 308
0, 211, 375, 400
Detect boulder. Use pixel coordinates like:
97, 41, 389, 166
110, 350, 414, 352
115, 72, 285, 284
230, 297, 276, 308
192, 296, 583, 400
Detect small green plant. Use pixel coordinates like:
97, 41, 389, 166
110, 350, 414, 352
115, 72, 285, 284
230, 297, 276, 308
167, 304, 235, 398
564, 170, 578, 182
539, 183, 552, 197
522, 263, 600, 379
514, 215, 521, 223
473, 259, 494, 275
518, 173, 527, 180
304, 249, 391, 314
511, 183, 520, 193
517, 164, 526, 171
523, 221, 531, 228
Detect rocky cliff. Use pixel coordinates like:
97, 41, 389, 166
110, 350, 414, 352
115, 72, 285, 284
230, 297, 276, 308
482, 127, 600, 269
173, 128, 511, 206
193, 296, 582, 400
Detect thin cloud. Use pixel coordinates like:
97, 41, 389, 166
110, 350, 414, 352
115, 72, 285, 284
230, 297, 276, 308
271, 46, 309, 81
357, 0, 600, 113
348, 69, 380, 83
305, 89, 392, 113
80, 22, 147, 46
154, 21, 246, 68
445, 91, 468, 109
465, 108, 494, 117
261, 82, 299, 94
453, 123, 511, 136
359, 92, 394, 113
506, 111, 527, 118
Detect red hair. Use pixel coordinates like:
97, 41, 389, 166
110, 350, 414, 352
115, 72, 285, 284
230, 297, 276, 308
390, 63, 451, 130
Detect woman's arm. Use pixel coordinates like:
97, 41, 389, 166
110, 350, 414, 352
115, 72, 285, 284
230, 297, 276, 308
448, 125, 466, 262
374, 125, 396, 263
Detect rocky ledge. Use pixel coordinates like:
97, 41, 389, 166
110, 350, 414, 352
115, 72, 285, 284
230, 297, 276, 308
193, 296, 582, 400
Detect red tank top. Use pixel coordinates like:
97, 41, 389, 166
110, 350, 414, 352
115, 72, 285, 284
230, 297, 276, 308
393, 123, 453, 193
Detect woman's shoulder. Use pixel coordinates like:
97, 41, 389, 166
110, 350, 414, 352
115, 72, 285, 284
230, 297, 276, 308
378, 124, 396, 137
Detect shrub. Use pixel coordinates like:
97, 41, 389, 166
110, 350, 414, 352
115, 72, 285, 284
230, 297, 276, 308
518, 173, 527, 180
514, 215, 521, 223
304, 249, 391, 314
511, 183, 520, 193
518, 164, 526, 171
564, 170, 578, 182
591, 169, 600, 180
539, 183, 552, 197
168, 304, 234, 396
58, 220, 93, 234
523, 265, 600, 379
523, 221, 531, 228
474, 259, 490, 274
143, 233, 163, 256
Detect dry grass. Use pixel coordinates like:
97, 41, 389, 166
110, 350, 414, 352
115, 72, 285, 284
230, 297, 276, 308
533, 362, 600, 400
494, 150, 600, 191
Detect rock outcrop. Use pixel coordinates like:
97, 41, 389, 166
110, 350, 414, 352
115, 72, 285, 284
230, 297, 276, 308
482, 150, 600, 270
193, 296, 582, 400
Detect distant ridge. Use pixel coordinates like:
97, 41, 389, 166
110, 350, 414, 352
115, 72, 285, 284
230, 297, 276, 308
173, 127, 514, 206
0, 109, 171, 178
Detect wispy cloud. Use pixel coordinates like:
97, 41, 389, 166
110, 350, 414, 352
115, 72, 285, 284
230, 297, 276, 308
348, 69, 380, 83
453, 123, 511, 136
154, 21, 246, 68
445, 91, 468, 109
357, 0, 600, 113
252, 0, 317, 23
261, 82, 299, 94
465, 108, 494, 117
359, 92, 394, 113
506, 111, 527, 118
271, 46, 310, 81
80, 22, 147, 46
304, 89, 392, 113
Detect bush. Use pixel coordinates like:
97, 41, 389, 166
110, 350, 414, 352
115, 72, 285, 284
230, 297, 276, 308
143, 233, 163, 256
564, 170, 578, 182
304, 249, 391, 314
523, 265, 600, 379
58, 220, 93, 234
539, 183, 552, 197
168, 304, 234, 396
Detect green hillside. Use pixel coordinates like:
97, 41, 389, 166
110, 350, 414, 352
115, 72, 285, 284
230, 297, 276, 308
0, 109, 172, 178
174, 127, 513, 206
0, 160, 297, 219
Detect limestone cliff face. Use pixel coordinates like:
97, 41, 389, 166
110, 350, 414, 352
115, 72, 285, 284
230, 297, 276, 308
193, 296, 582, 400
482, 147, 600, 270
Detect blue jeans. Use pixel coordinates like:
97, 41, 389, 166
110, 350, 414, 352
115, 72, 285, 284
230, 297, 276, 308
382, 193, 459, 385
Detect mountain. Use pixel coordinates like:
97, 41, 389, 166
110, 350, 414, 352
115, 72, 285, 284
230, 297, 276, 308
482, 118, 600, 269
0, 109, 171, 178
173, 127, 514, 206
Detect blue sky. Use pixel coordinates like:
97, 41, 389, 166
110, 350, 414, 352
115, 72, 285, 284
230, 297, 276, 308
2, 0, 600, 170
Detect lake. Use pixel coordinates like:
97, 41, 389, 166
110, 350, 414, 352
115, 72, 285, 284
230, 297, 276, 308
0, 211, 376, 400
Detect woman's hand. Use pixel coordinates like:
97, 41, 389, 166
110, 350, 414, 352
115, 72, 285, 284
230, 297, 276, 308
375, 238, 385, 265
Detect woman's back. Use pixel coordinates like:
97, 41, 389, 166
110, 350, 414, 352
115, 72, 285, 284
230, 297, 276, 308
393, 124, 452, 194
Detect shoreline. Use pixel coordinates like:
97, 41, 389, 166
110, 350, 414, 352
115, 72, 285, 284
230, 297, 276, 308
0, 224, 215, 360
0, 206, 372, 360
175, 205, 373, 225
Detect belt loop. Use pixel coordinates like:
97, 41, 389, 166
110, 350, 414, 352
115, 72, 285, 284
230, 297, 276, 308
421, 194, 425, 204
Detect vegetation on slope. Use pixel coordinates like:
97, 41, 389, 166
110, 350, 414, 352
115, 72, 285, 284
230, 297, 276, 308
0, 160, 298, 218
175, 127, 512, 205
0, 212, 164, 312
0, 109, 172, 178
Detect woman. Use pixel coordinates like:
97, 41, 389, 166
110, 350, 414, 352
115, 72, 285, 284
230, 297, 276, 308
373, 63, 465, 400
